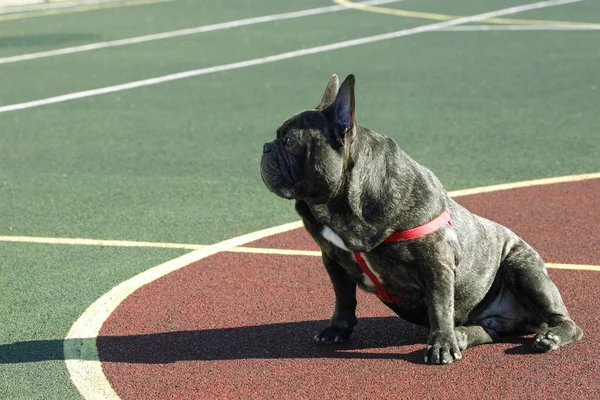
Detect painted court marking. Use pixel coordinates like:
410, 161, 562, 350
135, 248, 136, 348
0, 0, 172, 21
447, 172, 600, 197
63, 220, 303, 400
0, 0, 404, 65
3, 172, 599, 250
0, 0, 581, 114
441, 24, 600, 32
0, 235, 207, 249
1, 236, 599, 271
1, 236, 597, 270
335, 0, 600, 28
0, 233, 320, 256
0, 0, 143, 14
1, 0, 596, 66
57, 172, 600, 398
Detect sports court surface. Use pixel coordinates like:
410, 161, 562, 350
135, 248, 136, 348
0, 0, 598, 398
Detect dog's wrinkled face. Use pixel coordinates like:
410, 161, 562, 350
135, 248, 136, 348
260, 74, 356, 203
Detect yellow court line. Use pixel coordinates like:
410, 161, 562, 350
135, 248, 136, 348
228, 247, 600, 272
0, 0, 173, 22
0, 235, 206, 250
333, 0, 600, 28
59, 172, 599, 398
62, 220, 303, 400
448, 172, 600, 198
2, 172, 598, 249
0, 235, 318, 256
228, 247, 322, 257
1, 236, 598, 272
547, 263, 600, 271
0, 235, 315, 256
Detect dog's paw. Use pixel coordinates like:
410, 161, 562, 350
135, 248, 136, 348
314, 326, 353, 344
532, 322, 583, 353
532, 328, 561, 352
424, 333, 462, 364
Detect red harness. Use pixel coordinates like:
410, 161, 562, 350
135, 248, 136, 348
353, 209, 453, 303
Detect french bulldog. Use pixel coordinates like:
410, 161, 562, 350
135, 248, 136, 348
259, 74, 583, 364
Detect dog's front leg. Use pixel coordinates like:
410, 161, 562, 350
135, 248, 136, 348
424, 260, 462, 364
314, 252, 357, 344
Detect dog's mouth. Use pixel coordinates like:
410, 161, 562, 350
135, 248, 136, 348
260, 144, 297, 200
260, 170, 296, 200
260, 168, 294, 199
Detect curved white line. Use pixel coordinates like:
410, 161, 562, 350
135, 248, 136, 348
63, 171, 600, 398
63, 220, 302, 399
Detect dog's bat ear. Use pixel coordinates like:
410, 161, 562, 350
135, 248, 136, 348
316, 74, 339, 110
327, 74, 355, 136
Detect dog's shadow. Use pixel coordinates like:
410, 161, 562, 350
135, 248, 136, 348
0, 317, 429, 365
1, 317, 544, 365
96, 317, 429, 364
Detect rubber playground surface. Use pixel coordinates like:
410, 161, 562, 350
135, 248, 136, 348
1, 0, 599, 399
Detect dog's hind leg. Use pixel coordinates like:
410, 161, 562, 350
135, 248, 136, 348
502, 240, 583, 352
454, 325, 497, 350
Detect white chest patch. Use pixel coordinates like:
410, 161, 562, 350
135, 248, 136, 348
321, 226, 384, 291
445, 227, 458, 243
321, 226, 350, 251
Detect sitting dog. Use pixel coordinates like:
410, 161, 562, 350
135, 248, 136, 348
259, 74, 582, 364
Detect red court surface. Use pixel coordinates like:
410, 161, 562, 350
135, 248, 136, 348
98, 179, 600, 399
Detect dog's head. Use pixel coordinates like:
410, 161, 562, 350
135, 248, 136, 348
260, 74, 357, 203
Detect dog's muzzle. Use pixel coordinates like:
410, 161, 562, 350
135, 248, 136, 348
260, 141, 294, 199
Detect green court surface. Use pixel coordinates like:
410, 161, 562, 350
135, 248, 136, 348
0, 0, 599, 398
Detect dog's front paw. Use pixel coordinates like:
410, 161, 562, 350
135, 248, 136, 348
424, 332, 462, 364
314, 326, 353, 344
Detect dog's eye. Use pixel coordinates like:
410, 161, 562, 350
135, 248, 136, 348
284, 136, 294, 147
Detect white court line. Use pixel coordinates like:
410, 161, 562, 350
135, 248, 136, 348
0, 0, 403, 65
0, 0, 132, 15
0, 0, 172, 21
62, 169, 599, 399
63, 220, 303, 400
442, 24, 600, 31
0, 0, 582, 114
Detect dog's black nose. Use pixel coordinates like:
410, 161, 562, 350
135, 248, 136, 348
263, 142, 274, 153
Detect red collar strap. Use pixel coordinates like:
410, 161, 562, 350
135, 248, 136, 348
353, 209, 453, 303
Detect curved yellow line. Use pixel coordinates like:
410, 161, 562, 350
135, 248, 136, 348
334, 0, 452, 21
333, 0, 600, 28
